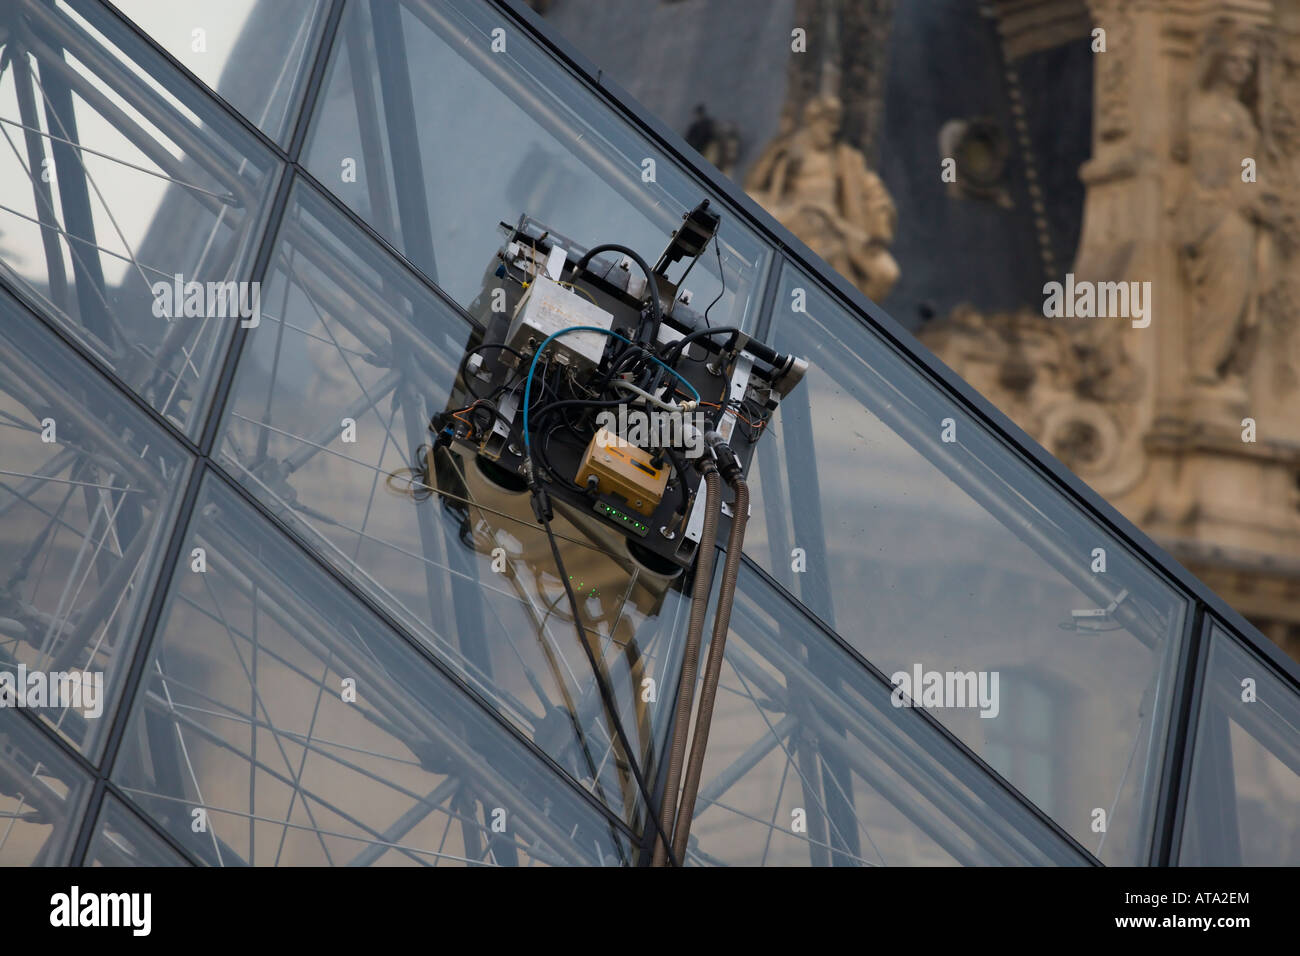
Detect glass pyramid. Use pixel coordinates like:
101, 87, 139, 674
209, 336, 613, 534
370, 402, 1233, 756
0, 0, 1295, 867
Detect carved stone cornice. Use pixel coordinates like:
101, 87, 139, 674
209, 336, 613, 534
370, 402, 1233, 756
986, 0, 1092, 60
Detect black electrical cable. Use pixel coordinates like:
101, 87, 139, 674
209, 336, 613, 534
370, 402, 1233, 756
467, 403, 495, 435
539, 423, 585, 490
701, 232, 726, 329
575, 244, 663, 349
591, 347, 658, 405
647, 324, 742, 394
527, 396, 626, 433
529, 392, 637, 486
533, 495, 681, 867
525, 357, 574, 439
441, 398, 515, 441
664, 326, 743, 368
665, 448, 691, 515
459, 342, 528, 400
594, 343, 648, 393
551, 364, 593, 434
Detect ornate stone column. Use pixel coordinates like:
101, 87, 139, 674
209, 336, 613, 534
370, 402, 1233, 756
924, 0, 1300, 649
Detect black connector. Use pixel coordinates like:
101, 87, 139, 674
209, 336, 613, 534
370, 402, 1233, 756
705, 431, 741, 483
530, 485, 553, 523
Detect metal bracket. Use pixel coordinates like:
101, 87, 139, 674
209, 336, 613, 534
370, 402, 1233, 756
720, 499, 751, 518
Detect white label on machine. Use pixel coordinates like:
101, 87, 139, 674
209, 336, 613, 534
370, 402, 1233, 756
545, 246, 567, 281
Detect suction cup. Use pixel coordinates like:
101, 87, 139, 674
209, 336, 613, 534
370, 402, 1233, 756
624, 537, 685, 580
474, 455, 530, 494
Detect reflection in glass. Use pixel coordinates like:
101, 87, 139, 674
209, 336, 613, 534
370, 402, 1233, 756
0, 295, 189, 758
214, 179, 691, 828
111, 474, 633, 866
108, 0, 331, 145
0, 0, 1289, 873
87, 794, 189, 866
0, 0, 279, 435
678, 563, 1083, 866
304, 0, 770, 329
1179, 628, 1300, 865
0, 707, 91, 865
743, 265, 1189, 863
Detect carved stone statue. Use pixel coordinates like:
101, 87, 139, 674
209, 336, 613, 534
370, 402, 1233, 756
746, 94, 900, 302
1171, 25, 1279, 396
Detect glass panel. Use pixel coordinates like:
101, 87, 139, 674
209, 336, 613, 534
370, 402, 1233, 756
0, 0, 280, 435
214, 178, 692, 828
108, 0, 331, 145
0, 707, 91, 865
303, 0, 770, 330
677, 562, 1083, 866
1178, 627, 1300, 866
0, 292, 190, 758
111, 473, 633, 866
744, 263, 1190, 863
87, 793, 189, 865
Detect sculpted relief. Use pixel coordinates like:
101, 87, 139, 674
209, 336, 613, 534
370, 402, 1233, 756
924, 15, 1300, 482
1171, 24, 1286, 403
728, 4, 1300, 654
1255, 27, 1300, 399
747, 12, 1299, 478
746, 94, 900, 303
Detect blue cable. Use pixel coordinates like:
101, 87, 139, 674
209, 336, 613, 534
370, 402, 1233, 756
522, 326, 701, 460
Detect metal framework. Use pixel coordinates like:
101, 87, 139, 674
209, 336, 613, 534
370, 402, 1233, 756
0, 0, 1295, 868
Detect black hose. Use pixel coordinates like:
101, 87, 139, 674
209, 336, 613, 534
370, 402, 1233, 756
576, 243, 663, 349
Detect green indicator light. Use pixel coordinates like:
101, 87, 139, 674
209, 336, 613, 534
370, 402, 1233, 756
593, 499, 649, 537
